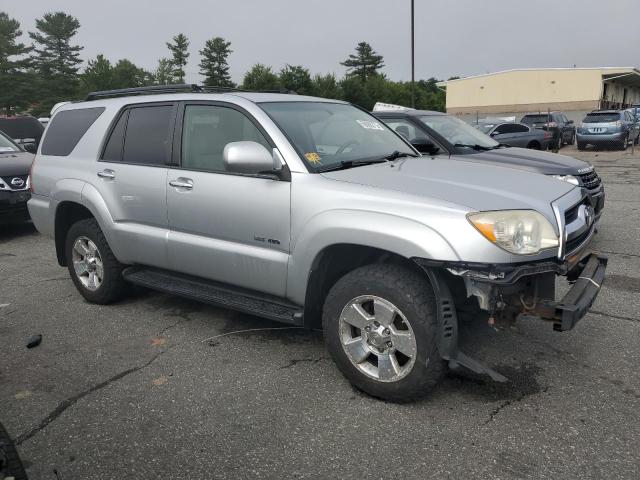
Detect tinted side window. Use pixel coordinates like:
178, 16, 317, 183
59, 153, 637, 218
495, 124, 518, 134
41, 107, 105, 156
102, 111, 128, 161
181, 105, 270, 172
122, 105, 174, 165
512, 124, 529, 133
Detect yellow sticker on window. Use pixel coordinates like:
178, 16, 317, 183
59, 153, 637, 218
305, 152, 321, 163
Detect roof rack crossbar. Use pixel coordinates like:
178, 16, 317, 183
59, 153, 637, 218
85, 84, 298, 101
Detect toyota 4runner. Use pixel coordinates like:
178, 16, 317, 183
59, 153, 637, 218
28, 85, 607, 401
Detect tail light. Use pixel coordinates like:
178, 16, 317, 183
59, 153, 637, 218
543, 131, 552, 139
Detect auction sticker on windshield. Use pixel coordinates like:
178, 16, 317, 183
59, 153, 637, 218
356, 120, 384, 131
305, 152, 322, 163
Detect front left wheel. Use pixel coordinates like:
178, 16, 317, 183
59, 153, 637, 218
322, 263, 446, 402
65, 218, 127, 304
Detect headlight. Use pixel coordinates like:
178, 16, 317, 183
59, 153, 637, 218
550, 174, 579, 186
467, 210, 558, 255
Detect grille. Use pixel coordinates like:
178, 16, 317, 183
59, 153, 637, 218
565, 227, 592, 255
577, 169, 601, 190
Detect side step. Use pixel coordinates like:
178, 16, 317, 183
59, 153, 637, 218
122, 267, 304, 326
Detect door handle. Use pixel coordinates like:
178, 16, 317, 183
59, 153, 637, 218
97, 169, 115, 179
169, 178, 193, 190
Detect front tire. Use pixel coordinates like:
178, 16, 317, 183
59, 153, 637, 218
526, 141, 540, 150
577, 141, 586, 151
322, 264, 446, 402
65, 218, 127, 304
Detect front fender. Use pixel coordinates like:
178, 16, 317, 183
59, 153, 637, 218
287, 209, 460, 304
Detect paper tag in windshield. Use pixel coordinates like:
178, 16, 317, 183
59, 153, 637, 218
305, 152, 321, 164
356, 120, 384, 131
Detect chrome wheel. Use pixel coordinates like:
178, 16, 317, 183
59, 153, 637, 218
71, 236, 104, 291
338, 295, 417, 382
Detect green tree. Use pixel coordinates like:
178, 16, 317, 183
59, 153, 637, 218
339, 76, 371, 109
311, 73, 341, 100
241, 64, 280, 91
0, 12, 33, 114
340, 41, 384, 81
111, 59, 148, 88
166, 33, 189, 83
199, 37, 234, 87
29, 11, 83, 114
279, 64, 312, 94
80, 54, 113, 93
153, 58, 175, 85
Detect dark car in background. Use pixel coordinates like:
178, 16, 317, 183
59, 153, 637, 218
476, 121, 552, 149
0, 130, 33, 223
577, 110, 640, 150
373, 109, 605, 221
521, 112, 576, 150
0, 115, 44, 151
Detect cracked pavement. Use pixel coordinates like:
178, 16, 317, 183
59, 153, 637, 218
1, 146, 639, 479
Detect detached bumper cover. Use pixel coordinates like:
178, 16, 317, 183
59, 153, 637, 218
535, 254, 607, 331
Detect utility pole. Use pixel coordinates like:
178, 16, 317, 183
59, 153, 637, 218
411, 0, 415, 108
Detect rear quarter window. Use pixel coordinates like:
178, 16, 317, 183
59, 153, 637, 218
41, 107, 105, 156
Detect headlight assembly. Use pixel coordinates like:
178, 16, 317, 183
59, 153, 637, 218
550, 174, 579, 186
467, 210, 558, 255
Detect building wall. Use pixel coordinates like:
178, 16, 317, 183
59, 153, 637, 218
445, 69, 605, 114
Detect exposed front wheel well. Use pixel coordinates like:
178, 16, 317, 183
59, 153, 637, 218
302, 244, 426, 329
54, 202, 94, 266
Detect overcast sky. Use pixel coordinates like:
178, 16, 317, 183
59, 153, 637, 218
5, 0, 640, 83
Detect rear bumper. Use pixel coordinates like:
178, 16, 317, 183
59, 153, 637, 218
577, 132, 626, 144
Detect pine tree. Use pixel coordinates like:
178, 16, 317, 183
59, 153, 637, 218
81, 54, 113, 93
0, 12, 33, 114
29, 12, 83, 114
199, 37, 234, 87
340, 42, 384, 81
154, 58, 175, 85
166, 33, 189, 83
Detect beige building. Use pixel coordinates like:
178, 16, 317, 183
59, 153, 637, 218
437, 67, 640, 120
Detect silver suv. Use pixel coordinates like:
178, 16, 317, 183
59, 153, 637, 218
28, 85, 607, 401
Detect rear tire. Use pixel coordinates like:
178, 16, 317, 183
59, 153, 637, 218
322, 263, 446, 402
568, 131, 575, 145
619, 135, 628, 150
526, 141, 540, 150
65, 218, 127, 304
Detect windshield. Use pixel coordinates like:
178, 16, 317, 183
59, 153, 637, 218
418, 115, 499, 151
0, 132, 20, 153
259, 102, 414, 171
583, 113, 620, 123
521, 115, 552, 125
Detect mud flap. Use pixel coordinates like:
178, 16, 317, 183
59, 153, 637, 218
424, 268, 508, 383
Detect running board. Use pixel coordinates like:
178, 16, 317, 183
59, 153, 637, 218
122, 267, 304, 326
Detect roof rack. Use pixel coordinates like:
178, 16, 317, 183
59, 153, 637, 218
85, 84, 297, 101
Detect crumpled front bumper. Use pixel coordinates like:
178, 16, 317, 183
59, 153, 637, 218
531, 253, 607, 331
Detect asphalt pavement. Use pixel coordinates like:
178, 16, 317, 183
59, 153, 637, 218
1, 145, 639, 479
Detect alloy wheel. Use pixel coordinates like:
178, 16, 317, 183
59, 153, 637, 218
71, 236, 104, 291
338, 295, 417, 382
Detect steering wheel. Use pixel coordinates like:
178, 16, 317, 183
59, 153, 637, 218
336, 140, 360, 155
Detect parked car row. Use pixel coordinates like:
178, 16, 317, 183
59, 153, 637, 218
24, 84, 607, 401
577, 109, 640, 150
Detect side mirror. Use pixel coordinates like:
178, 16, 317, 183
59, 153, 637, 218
23, 142, 38, 154
224, 141, 278, 176
567, 120, 574, 125
410, 137, 439, 155
490, 131, 500, 137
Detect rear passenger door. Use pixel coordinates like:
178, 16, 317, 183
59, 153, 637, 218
95, 102, 176, 268
491, 124, 526, 146
166, 102, 291, 297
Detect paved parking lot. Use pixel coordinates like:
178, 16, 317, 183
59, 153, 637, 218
1, 145, 639, 480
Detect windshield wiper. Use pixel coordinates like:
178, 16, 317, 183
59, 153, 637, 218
384, 150, 418, 160
453, 143, 492, 151
490, 143, 510, 149
316, 158, 388, 173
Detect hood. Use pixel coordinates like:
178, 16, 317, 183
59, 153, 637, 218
321, 156, 575, 218
463, 147, 588, 175
0, 151, 34, 176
